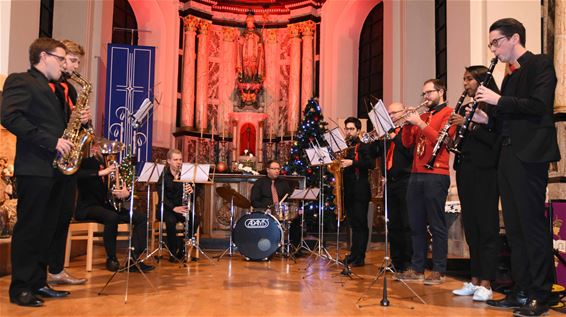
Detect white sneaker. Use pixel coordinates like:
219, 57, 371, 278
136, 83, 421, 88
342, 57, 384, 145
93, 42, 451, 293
452, 282, 478, 296
472, 286, 493, 301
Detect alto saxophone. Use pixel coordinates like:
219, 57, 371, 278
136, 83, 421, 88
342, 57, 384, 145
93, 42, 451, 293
53, 71, 95, 175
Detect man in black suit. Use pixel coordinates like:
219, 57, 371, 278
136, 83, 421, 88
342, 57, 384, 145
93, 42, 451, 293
475, 18, 560, 316
46, 39, 88, 286
341, 117, 376, 267
75, 148, 153, 272
1, 38, 88, 307
250, 160, 299, 249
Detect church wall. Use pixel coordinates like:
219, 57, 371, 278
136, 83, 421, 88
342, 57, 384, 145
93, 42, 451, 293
1, 0, 40, 75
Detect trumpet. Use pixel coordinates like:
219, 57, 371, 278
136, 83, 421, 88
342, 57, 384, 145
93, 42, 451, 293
360, 101, 429, 143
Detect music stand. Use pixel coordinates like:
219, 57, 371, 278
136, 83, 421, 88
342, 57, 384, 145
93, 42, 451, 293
289, 187, 320, 255
137, 162, 168, 261
99, 98, 156, 302
356, 99, 425, 306
178, 162, 214, 262
304, 145, 335, 261
323, 127, 350, 267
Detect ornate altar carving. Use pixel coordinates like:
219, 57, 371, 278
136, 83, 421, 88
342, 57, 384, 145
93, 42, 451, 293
236, 11, 265, 109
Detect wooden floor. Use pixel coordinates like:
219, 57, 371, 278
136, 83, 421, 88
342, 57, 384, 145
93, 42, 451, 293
0, 243, 562, 317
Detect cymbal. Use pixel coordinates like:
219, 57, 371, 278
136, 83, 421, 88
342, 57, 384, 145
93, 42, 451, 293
216, 186, 251, 209
94, 137, 125, 155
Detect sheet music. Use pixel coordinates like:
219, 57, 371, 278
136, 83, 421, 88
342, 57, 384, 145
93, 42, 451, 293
290, 188, 320, 201
138, 162, 164, 183
305, 147, 333, 166
180, 163, 211, 183
323, 127, 348, 153
368, 99, 395, 138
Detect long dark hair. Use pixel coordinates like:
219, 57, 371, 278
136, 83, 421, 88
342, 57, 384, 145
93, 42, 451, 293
465, 65, 500, 112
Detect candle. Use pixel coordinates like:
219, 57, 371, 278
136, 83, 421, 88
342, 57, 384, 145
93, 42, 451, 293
211, 119, 215, 140
200, 127, 204, 139
269, 123, 273, 141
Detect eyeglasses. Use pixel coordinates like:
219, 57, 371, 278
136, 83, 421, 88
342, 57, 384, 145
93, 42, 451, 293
268, 167, 281, 171
345, 127, 357, 131
420, 89, 438, 97
45, 52, 66, 63
488, 36, 507, 49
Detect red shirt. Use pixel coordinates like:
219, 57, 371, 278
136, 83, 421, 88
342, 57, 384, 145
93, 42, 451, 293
402, 105, 455, 175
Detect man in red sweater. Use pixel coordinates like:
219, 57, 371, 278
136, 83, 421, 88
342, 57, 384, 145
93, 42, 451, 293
396, 79, 453, 285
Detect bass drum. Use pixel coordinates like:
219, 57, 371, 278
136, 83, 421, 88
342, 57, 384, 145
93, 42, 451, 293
233, 212, 282, 260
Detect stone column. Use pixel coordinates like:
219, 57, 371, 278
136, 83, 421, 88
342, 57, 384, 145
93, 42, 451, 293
180, 16, 199, 128
220, 27, 238, 136
196, 21, 210, 131
264, 29, 280, 138
288, 24, 302, 133
300, 21, 315, 113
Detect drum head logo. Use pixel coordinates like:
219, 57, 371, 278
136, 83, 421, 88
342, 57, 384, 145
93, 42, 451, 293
245, 218, 269, 229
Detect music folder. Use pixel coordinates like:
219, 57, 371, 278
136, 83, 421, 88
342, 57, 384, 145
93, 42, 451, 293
367, 99, 395, 138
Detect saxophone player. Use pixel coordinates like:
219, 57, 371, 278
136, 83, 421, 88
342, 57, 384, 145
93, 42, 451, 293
1, 38, 89, 307
341, 117, 375, 267
46, 39, 89, 286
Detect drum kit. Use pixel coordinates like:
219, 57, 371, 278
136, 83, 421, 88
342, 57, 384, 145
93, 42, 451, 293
215, 186, 300, 261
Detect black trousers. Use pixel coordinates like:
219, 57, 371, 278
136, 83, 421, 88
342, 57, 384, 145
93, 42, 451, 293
159, 210, 200, 255
9, 174, 73, 298
499, 145, 553, 301
456, 161, 499, 281
346, 194, 370, 261
387, 176, 412, 272
76, 205, 147, 259
48, 176, 76, 274
407, 173, 450, 273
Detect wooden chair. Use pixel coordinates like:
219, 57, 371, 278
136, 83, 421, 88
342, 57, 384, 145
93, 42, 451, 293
64, 220, 129, 272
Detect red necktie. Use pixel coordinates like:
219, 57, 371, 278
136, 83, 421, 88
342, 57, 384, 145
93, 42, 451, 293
271, 180, 279, 205
354, 144, 360, 174
386, 128, 400, 170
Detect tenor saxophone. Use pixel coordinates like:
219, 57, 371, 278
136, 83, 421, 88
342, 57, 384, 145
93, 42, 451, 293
52, 71, 95, 175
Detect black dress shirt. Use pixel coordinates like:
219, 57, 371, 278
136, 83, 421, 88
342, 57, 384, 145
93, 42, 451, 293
250, 176, 292, 209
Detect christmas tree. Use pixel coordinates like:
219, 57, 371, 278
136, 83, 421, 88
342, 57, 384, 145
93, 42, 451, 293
282, 98, 337, 230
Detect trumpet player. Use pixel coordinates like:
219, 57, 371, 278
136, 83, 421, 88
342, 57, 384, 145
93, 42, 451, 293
449, 66, 500, 302
156, 149, 200, 262
341, 117, 375, 267
396, 79, 453, 285
377, 102, 414, 274
75, 145, 154, 273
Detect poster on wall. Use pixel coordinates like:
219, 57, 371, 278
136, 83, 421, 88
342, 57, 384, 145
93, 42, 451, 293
104, 44, 155, 172
552, 201, 566, 286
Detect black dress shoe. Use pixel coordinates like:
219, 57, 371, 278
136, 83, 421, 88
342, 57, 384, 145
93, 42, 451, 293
513, 299, 549, 317
34, 285, 70, 298
106, 257, 120, 272
10, 291, 44, 307
486, 290, 528, 309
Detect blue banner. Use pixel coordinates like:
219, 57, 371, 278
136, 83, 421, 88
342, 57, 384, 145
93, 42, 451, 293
104, 44, 155, 171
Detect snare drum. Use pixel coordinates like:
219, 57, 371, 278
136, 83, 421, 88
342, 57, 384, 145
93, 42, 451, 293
233, 212, 283, 260
271, 202, 299, 221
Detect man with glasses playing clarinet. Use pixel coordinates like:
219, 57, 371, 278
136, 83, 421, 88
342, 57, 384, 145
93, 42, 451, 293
475, 18, 560, 317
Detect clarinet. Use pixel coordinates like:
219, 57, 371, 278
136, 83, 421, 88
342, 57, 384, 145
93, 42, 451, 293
451, 57, 498, 154
424, 90, 468, 170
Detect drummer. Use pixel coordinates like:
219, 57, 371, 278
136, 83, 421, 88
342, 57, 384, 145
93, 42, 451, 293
250, 160, 302, 253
